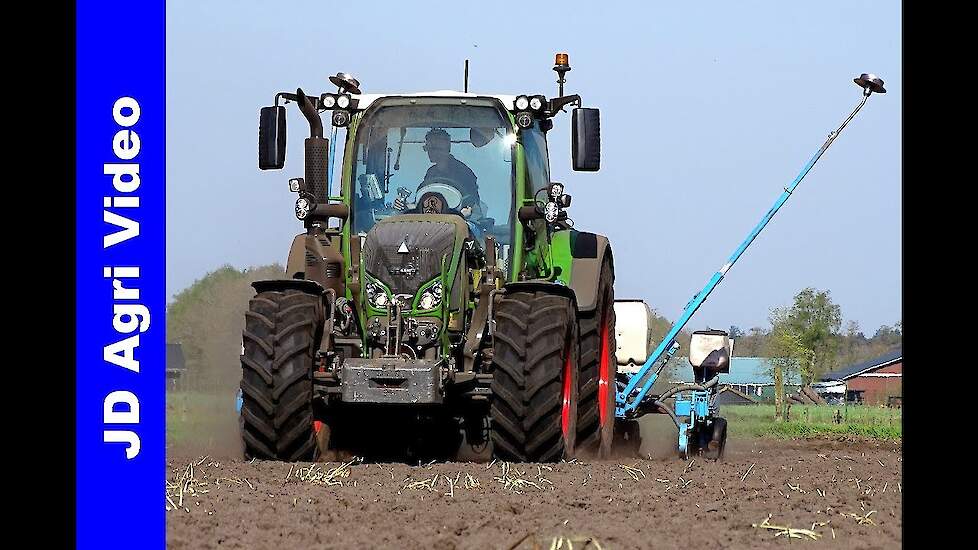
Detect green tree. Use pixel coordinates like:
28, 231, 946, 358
839, 320, 865, 367
730, 326, 769, 357
646, 307, 693, 391
167, 263, 285, 392
784, 288, 842, 384
764, 307, 812, 422
872, 323, 902, 348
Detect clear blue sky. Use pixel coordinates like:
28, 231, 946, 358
166, 1, 901, 334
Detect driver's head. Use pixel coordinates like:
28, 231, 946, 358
423, 128, 452, 163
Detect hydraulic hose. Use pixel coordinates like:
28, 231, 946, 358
655, 375, 721, 402
650, 400, 681, 429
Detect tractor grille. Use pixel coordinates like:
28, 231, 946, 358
362, 219, 457, 297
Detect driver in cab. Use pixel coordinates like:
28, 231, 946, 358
393, 128, 481, 216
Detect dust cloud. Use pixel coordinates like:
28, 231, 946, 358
167, 265, 285, 458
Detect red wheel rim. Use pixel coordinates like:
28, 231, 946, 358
598, 306, 611, 426
561, 345, 573, 438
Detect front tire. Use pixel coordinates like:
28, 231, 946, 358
239, 289, 321, 462
490, 291, 579, 463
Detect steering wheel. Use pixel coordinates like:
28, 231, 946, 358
403, 178, 495, 237
416, 179, 465, 210
417, 191, 456, 215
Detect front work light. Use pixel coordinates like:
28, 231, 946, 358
544, 201, 560, 223
515, 95, 530, 110
332, 110, 352, 127
549, 182, 564, 199
295, 197, 312, 220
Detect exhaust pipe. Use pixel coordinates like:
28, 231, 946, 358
295, 88, 323, 138
296, 88, 329, 204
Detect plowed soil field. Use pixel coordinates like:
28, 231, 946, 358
167, 434, 901, 549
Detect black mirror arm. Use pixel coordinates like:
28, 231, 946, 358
547, 94, 582, 116
274, 90, 324, 138
274, 92, 298, 105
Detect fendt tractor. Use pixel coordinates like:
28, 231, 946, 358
239, 52, 885, 463
242, 55, 623, 463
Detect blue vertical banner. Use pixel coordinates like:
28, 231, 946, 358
76, 1, 165, 548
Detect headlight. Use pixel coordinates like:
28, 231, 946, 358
529, 95, 545, 111
321, 93, 337, 109
337, 94, 351, 109
365, 276, 391, 309
514, 95, 530, 110
418, 280, 443, 310
515, 111, 534, 129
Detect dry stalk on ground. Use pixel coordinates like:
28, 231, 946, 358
752, 514, 822, 540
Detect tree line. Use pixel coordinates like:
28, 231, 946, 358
729, 287, 901, 385
166, 265, 899, 401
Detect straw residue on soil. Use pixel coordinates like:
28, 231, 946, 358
167, 438, 901, 549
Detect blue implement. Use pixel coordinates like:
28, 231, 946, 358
616, 83, 880, 419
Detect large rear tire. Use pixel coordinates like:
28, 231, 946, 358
490, 291, 579, 463
239, 289, 321, 462
577, 259, 617, 458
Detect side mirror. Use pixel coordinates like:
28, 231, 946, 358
258, 106, 286, 170
571, 107, 600, 172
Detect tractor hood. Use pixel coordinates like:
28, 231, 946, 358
362, 214, 468, 301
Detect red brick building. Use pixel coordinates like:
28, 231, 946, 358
821, 348, 902, 406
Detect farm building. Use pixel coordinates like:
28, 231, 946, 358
819, 348, 902, 406
666, 357, 801, 403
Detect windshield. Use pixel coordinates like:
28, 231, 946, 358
350, 98, 515, 243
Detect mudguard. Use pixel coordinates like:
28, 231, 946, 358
252, 278, 325, 296
549, 229, 613, 312
503, 280, 578, 308
284, 231, 346, 297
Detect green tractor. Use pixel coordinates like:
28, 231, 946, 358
241, 55, 618, 463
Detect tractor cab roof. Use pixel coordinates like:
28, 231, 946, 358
351, 90, 518, 111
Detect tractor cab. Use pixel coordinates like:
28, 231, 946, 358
347, 94, 520, 249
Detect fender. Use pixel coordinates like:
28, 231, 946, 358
284, 232, 346, 297
503, 280, 578, 308
549, 229, 614, 312
252, 278, 325, 296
